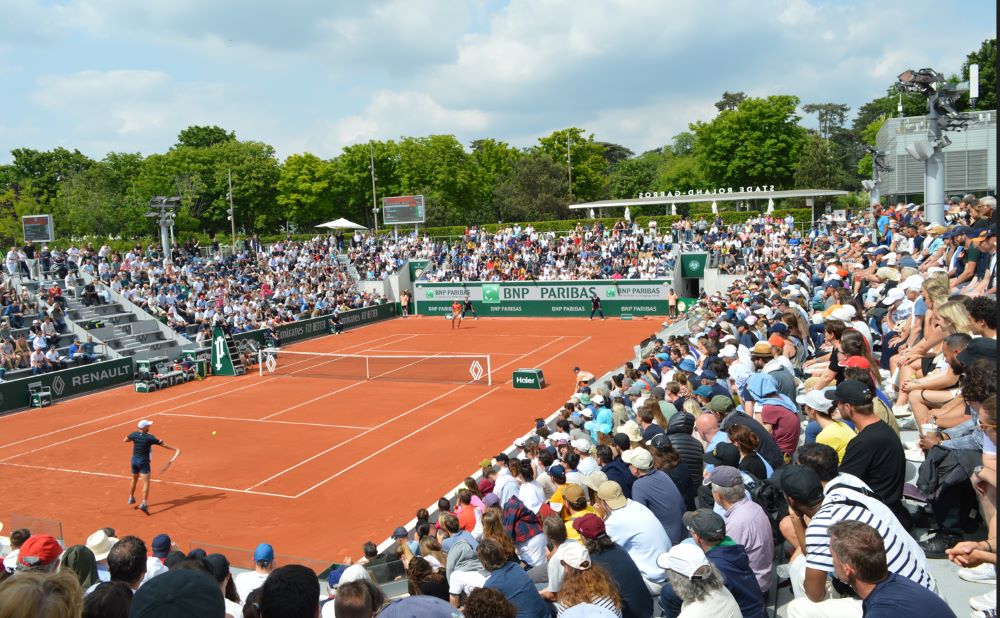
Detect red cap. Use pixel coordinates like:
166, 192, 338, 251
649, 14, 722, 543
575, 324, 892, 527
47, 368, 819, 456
767, 334, 785, 348
17, 535, 62, 569
572, 513, 607, 539
840, 355, 870, 369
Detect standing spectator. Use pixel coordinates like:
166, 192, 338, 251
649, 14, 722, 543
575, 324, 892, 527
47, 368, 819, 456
573, 514, 654, 618
656, 544, 741, 618
828, 520, 955, 618
478, 539, 550, 618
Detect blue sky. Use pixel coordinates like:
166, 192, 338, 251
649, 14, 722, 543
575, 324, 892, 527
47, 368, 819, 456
0, 0, 995, 163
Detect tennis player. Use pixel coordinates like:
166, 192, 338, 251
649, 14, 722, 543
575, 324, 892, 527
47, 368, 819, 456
124, 420, 179, 514
451, 300, 463, 329
589, 292, 606, 320
461, 294, 477, 320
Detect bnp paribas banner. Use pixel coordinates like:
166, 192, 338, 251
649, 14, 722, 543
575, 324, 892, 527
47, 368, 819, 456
414, 281, 672, 317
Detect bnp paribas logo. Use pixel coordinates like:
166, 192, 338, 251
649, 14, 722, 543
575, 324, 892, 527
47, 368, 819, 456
482, 284, 500, 304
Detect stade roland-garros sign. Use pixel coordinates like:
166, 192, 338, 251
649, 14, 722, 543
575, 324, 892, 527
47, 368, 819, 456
414, 281, 672, 317
635, 185, 777, 199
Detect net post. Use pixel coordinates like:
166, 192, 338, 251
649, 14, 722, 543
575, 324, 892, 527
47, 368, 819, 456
258, 348, 263, 377
365, 356, 371, 380
487, 355, 492, 386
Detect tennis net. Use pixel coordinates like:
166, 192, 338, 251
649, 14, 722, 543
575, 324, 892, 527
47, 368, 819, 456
258, 348, 492, 386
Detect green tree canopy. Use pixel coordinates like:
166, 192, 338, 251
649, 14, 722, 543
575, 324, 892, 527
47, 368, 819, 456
494, 154, 570, 222
536, 128, 609, 202
175, 125, 237, 150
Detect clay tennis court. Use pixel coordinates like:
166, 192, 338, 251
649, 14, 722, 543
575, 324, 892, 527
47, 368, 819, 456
0, 316, 659, 565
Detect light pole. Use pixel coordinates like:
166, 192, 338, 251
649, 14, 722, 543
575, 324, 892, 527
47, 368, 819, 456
567, 135, 573, 204
227, 169, 237, 251
146, 196, 180, 263
370, 142, 379, 233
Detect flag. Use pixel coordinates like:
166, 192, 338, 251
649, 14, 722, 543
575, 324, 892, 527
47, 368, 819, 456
681, 253, 707, 278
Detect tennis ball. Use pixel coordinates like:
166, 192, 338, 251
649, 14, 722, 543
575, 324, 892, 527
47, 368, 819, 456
212, 431, 217, 436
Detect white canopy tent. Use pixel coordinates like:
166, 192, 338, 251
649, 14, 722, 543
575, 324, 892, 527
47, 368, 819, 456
316, 217, 367, 230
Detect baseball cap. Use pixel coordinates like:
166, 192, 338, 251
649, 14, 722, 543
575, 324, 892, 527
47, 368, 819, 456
703, 443, 740, 468
560, 543, 592, 571
563, 484, 586, 506
682, 509, 726, 542
771, 464, 824, 505
796, 390, 833, 413
596, 481, 628, 510
128, 568, 225, 617
578, 394, 591, 405
648, 433, 672, 451
900, 274, 924, 292
655, 544, 711, 580
592, 395, 605, 406
678, 359, 696, 373
708, 395, 734, 414
392, 527, 408, 539
621, 448, 653, 471
824, 380, 872, 405
204, 553, 231, 583
767, 322, 788, 335
572, 514, 607, 539
571, 438, 591, 452
619, 420, 643, 443
253, 543, 274, 564
705, 465, 743, 488
580, 470, 609, 493
548, 464, 566, 480
957, 337, 998, 367
138, 420, 154, 429
568, 413, 584, 427
719, 345, 737, 359
16, 535, 62, 570
881, 287, 905, 305
151, 534, 172, 559
699, 369, 717, 381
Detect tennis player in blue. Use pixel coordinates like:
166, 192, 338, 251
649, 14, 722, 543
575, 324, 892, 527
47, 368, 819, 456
124, 420, 179, 514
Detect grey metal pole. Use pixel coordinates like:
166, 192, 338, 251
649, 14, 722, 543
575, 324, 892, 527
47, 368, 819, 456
228, 169, 237, 251
567, 137, 573, 203
159, 212, 170, 262
370, 142, 379, 233
924, 107, 946, 225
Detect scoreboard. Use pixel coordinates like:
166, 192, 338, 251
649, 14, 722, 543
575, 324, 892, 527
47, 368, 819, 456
382, 195, 426, 225
22, 215, 54, 243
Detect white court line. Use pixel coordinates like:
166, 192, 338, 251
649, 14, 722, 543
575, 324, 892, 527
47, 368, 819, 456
354, 349, 522, 356
293, 335, 593, 497
0, 461, 296, 499
0, 332, 412, 461
246, 335, 569, 491
159, 413, 372, 431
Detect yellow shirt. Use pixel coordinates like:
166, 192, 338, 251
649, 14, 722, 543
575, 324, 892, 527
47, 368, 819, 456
565, 506, 598, 541
817, 421, 857, 463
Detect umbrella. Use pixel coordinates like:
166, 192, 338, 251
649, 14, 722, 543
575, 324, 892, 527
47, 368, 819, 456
766, 198, 775, 214
670, 203, 677, 215
624, 206, 631, 222
316, 218, 367, 230
711, 201, 718, 215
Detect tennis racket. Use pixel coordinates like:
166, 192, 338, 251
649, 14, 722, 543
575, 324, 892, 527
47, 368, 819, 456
160, 450, 181, 473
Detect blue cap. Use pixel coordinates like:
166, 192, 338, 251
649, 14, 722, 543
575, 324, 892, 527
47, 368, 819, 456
768, 322, 788, 335
151, 534, 172, 559
548, 464, 566, 479
655, 353, 669, 360
253, 543, 274, 564
679, 359, 697, 372
694, 385, 714, 398
700, 369, 717, 381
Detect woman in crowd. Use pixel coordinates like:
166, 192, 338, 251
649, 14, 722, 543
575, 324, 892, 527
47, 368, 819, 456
554, 544, 622, 616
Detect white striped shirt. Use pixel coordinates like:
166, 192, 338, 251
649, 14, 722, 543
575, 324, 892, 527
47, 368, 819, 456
804, 473, 934, 591
556, 596, 621, 616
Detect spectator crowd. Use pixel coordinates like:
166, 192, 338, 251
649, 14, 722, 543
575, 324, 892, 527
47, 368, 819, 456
0, 194, 995, 617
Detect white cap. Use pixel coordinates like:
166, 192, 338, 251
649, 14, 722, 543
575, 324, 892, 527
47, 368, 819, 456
830, 306, 856, 321
882, 287, 905, 305
621, 448, 653, 470
571, 438, 592, 452
138, 420, 153, 429
720, 345, 737, 359
656, 544, 711, 580
592, 395, 605, 406
901, 274, 925, 292
796, 390, 833, 413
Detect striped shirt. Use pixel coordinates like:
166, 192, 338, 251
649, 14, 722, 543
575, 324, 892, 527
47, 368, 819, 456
556, 596, 621, 616
804, 474, 935, 591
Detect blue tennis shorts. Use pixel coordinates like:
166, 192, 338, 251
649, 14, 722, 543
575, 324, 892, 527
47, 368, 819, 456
131, 457, 151, 475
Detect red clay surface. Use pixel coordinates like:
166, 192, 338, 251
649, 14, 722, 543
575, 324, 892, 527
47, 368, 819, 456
0, 316, 661, 567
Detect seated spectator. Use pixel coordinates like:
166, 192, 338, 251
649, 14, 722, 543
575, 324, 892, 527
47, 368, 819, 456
647, 434, 696, 512
726, 424, 771, 480
61, 544, 99, 590
562, 484, 598, 543
329, 579, 386, 618
656, 543, 741, 617
234, 543, 274, 602
502, 496, 546, 568
745, 373, 800, 459
444, 521, 487, 608
657, 509, 765, 618
705, 466, 773, 593
828, 520, 956, 618
405, 556, 449, 602
663, 412, 705, 489
83, 581, 132, 618
478, 538, 550, 618
131, 568, 224, 617
0, 571, 84, 616
45, 344, 68, 370
573, 514, 654, 618
595, 480, 671, 594
464, 587, 518, 618
204, 553, 242, 618
553, 543, 622, 616
259, 564, 319, 618
796, 389, 855, 462
622, 447, 686, 544
14, 534, 62, 574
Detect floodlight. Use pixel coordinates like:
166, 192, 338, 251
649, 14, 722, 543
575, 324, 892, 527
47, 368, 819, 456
905, 140, 934, 162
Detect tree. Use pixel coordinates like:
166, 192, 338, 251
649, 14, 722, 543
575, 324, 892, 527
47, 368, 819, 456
596, 142, 634, 169
469, 139, 521, 223
329, 141, 401, 230
692, 95, 808, 190
175, 125, 236, 150
55, 152, 147, 239
714, 91, 747, 112
395, 135, 473, 227
536, 128, 609, 203
852, 87, 925, 134
608, 157, 656, 199
963, 38, 997, 111
856, 116, 888, 179
276, 153, 336, 228
802, 103, 850, 139
794, 134, 845, 190
7, 147, 94, 206
494, 154, 570, 222
669, 132, 696, 156
0, 181, 44, 246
